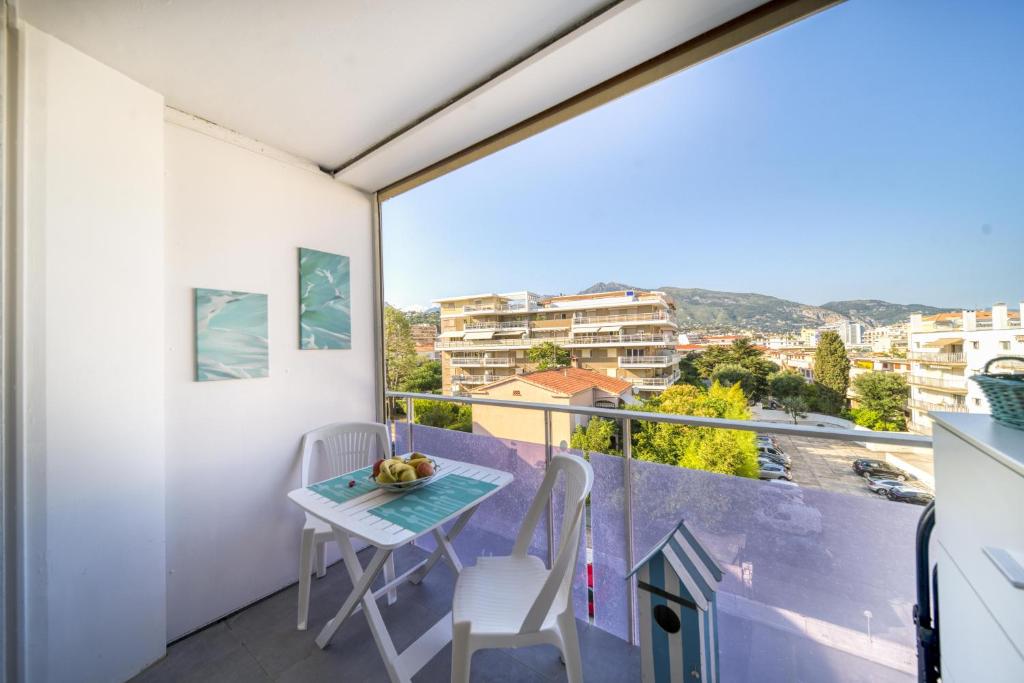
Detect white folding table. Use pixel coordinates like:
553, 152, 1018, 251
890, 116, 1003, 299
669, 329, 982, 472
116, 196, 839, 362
288, 455, 513, 683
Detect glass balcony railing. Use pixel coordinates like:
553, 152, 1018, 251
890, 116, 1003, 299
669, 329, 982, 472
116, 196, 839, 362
618, 354, 679, 367
387, 391, 932, 683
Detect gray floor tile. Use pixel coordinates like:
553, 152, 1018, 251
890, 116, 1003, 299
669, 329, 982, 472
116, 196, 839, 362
132, 544, 641, 683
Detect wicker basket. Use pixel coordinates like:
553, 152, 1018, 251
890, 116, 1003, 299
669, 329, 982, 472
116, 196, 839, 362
971, 356, 1024, 430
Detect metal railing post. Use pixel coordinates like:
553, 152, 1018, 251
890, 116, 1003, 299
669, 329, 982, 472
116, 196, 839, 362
623, 416, 637, 645
544, 409, 555, 569
406, 396, 415, 453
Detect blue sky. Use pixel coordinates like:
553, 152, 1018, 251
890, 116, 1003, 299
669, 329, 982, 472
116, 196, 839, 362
382, 0, 1023, 311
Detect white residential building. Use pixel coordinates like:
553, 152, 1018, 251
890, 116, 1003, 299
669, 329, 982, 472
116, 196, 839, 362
907, 302, 1024, 433
863, 322, 909, 354
822, 320, 865, 346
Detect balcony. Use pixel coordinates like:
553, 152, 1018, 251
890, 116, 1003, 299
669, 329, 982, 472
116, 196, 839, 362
908, 351, 966, 365
449, 356, 515, 367
462, 320, 530, 332
628, 369, 681, 390
436, 332, 675, 351
618, 354, 678, 368
379, 390, 932, 683
908, 398, 968, 413
572, 312, 676, 327
908, 374, 968, 393
450, 374, 501, 385
461, 301, 533, 314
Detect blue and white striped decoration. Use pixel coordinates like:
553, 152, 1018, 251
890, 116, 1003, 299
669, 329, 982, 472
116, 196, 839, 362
629, 521, 723, 683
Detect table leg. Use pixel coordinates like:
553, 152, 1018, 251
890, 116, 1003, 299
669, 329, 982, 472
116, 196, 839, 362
409, 505, 476, 585
315, 531, 391, 650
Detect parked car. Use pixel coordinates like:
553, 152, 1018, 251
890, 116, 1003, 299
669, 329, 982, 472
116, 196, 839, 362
762, 398, 781, 410
865, 477, 905, 496
756, 434, 780, 447
758, 446, 791, 465
852, 458, 888, 475
757, 458, 786, 475
852, 459, 908, 481
759, 462, 793, 481
886, 486, 934, 505
861, 464, 909, 481
759, 453, 790, 469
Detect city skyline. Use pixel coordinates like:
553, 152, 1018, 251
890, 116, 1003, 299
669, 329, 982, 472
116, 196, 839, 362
382, 0, 1023, 311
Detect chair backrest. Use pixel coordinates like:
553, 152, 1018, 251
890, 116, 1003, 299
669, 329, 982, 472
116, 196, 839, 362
513, 453, 594, 633
300, 422, 390, 487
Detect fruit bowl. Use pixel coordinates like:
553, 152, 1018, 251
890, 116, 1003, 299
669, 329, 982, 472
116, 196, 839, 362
370, 453, 441, 492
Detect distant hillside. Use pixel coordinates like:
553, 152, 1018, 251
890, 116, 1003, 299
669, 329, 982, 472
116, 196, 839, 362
660, 287, 847, 332
574, 283, 954, 332
820, 299, 953, 327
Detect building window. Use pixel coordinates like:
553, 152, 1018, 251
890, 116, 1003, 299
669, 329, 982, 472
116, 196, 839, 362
974, 398, 982, 406
1000, 341, 1010, 350
972, 341, 980, 349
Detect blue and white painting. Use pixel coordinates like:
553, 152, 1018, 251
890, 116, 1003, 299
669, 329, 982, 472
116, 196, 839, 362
299, 247, 351, 349
195, 288, 269, 381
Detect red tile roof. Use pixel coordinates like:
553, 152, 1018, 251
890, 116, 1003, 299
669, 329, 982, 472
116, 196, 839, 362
475, 367, 632, 396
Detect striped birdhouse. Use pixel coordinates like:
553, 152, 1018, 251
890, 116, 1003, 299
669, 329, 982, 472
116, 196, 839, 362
627, 520, 723, 682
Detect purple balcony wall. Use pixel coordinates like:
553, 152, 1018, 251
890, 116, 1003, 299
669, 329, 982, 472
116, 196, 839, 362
394, 422, 922, 682
630, 447, 921, 682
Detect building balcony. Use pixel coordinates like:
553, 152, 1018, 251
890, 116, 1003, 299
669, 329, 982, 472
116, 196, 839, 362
908, 398, 968, 413
450, 373, 504, 385
462, 320, 530, 332
628, 369, 681, 390
908, 374, 968, 393
449, 356, 516, 367
571, 312, 676, 328
908, 351, 966, 365
436, 332, 675, 351
567, 332, 675, 347
618, 354, 678, 368
460, 301, 533, 314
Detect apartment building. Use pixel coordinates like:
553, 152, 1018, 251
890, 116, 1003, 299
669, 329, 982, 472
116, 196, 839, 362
822, 320, 866, 346
907, 302, 1024, 433
862, 322, 909, 354
434, 289, 679, 396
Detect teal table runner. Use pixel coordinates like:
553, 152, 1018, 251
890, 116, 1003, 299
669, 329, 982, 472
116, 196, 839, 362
367, 474, 498, 533
308, 466, 377, 504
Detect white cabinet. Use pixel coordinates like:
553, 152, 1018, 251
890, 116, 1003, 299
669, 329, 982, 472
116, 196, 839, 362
932, 414, 1024, 680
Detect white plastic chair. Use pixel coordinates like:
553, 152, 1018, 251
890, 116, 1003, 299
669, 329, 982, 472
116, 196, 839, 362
450, 453, 594, 683
297, 422, 394, 630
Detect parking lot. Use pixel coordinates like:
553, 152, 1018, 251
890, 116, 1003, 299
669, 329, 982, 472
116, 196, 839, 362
766, 433, 927, 500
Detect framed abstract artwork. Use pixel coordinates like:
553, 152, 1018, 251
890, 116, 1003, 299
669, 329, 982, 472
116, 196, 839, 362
299, 247, 351, 349
194, 287, 269, 381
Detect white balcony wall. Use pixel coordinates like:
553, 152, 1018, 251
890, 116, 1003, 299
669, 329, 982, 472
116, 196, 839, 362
164, 121, 375, 640
15, 21, 377, 680
18, 24, 167, 682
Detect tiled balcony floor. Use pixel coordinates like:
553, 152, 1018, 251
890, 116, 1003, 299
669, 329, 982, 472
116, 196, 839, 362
131, 545, 640, 682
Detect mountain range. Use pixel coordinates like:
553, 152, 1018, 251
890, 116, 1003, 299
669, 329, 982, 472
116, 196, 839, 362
577, 281, 953, 332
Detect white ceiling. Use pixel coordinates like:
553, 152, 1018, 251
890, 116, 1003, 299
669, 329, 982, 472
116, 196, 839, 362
18, 0, 770, 191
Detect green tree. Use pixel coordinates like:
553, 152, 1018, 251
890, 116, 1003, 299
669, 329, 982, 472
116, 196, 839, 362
384, 305, 418, 392
710, 363, 756, 399
769, 370, 806, 400
676, 352, 703, 387
812, 331, 850, 415
692, 339, 778, 401
413, 399, 472, 432
400, 358, 442, 394
769, 370, 811, 424
851, 371, 909, 429
570, 417, 618, 456
527, 341, 570, 370
630, 383, 759, 478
